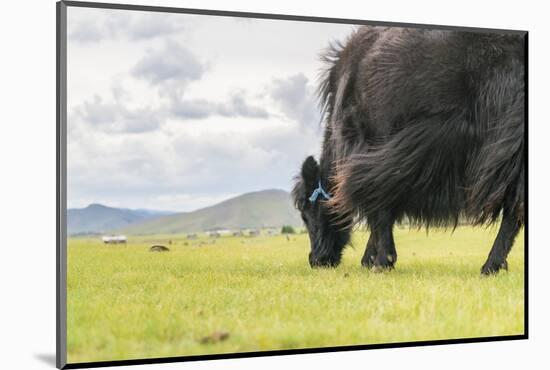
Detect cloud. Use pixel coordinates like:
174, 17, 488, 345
65, 9, 351, 211
68, 71, 323, 209
77, 95, 163, 134
129, 15, 186, 40
67, 111, 321, 211
170, 99, 216, 119
74, 89, 269, 134
269, 73, 321, 129
69, 12, 130, 43
222, 94, 270, 118
132, 40, 206, 86
69, 12, 190, 43
74, 88, 270, 137
68, 122, 274, 209
69, 20, 105, 43
170, 92, 269, 120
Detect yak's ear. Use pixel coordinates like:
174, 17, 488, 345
301, 156, 319, 189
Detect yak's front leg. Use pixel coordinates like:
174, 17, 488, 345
370, 211, 397, 270
361, 230, 378, 268
481, 207, 521, 275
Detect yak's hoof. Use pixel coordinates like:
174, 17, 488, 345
361, 254, 376, 268
481, 260, 508, 276
371, 254, 396, 272
371, 264, 394, 273
309, 257, 340, 269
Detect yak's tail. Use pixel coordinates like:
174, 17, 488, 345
328, 115, 474, 229
467, 104, 525, 225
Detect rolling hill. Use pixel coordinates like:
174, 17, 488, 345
118, 189, 302, 235
67, 204, 174, 235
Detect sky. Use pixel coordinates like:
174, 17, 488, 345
67, 7, 355, 212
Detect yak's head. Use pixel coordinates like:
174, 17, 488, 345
292, 156, 351, 268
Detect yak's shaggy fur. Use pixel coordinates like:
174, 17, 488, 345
292, 27, 525, 274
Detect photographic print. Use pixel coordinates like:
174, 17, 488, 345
58, 1, 526, 368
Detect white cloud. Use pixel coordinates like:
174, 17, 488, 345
76, 95, 164, 133
132, 40, 206, 86
170, 92, 269, 120
68, 8, 192, 43
269, 73, 321, 129
66, 7, 354, 211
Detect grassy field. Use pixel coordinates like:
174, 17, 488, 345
67, 226, 525, 364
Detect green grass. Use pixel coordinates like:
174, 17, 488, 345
67, 226, 525, 363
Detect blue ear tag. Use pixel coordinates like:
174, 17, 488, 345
309, 180, 332, 204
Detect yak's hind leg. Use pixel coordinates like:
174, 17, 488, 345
481, 207, 521, 275
369, 211, 397, 270
361, 230, 378, 268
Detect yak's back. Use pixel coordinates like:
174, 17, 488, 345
322, 27, 524, 139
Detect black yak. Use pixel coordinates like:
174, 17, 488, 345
150, 245, 170, 252
292, 26, 525, 275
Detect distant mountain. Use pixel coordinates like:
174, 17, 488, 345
118, 189, 302, 235
67, 204, 175, 235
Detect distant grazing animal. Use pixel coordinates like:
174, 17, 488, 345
149, 245, 170, 252
292, 26, 525, 275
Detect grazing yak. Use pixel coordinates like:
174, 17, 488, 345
292, 26, 525, 275
150, 245, 170, 252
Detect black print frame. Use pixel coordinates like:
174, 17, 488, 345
57, 1, 528, 369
